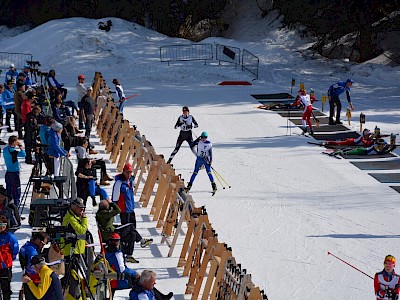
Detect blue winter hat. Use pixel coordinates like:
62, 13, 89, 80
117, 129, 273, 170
346, 78, 354, 84
200, 131, 208, 138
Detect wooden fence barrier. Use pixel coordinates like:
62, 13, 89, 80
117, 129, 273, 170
110, 119, 129, 163
92, 72, 268, 300
100, 106, 117, 144
96, 100, 113, 136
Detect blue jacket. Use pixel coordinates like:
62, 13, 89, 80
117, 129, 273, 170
0, 94, 4, 114
130, 288, 155, 300
3, 146, 26, 172
4, 70, 19, 84
24, 71, 33, 87
328, 81, 351, 102
112, 174, 135, 213
47, 76, 63, 89
19, 241, 39, 276
51, 105, 66, 124
2, 88, 14, 110
47, 130, 67, 158
0, 231, 19, 269
39, 125, 51, 145
105, 247, 137, 289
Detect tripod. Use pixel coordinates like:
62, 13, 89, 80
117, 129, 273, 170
62, 237, 95, 300
18, 145, 58, 215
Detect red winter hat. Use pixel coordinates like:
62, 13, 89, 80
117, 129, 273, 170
109, 233, 121, 240
123, 163, 133, 172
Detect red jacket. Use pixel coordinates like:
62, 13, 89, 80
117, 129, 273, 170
0, 231, 19, 269
21, 99, 32, 123
374, 270, 400, 299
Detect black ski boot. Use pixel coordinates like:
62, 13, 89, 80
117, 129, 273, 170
153, 288, 173, 300
211, 182, 217, 195
185, 182, 192, 192
328, 118, 335, 125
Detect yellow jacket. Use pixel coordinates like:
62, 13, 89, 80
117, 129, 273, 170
61, 209, 88, 256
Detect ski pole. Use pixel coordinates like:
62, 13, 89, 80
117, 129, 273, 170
311, 111, 320, 128
115, 93, 141, 103
210, 166, 231, 188
328, 251, 373, 280
212, 169, 225, 189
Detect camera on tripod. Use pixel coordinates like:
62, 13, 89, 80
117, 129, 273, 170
26, 60, 41, 68
29, 198, 70, 227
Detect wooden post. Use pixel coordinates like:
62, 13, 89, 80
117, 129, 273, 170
140, 157, 163, 207
191, 234, 218, 299
94, 95, 107, 123
105, 112, 123, 153
117, 127, 136, 172
151, 164, 173, 220
165, 194, 194, 257
100, 106, 117, 144
92, 72, 102, 101
210, 244, 233, 299
157, 175, 182, 228
97, 100, 112, 135
110, 120, 129, 163
125, 136, 140, 172
201, 242, 230, 299
183, 213, 211, 277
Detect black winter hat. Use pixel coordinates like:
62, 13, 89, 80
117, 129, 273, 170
31, 255, 45, 266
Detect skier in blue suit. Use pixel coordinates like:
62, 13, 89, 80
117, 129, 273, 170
186, 131, 217, 194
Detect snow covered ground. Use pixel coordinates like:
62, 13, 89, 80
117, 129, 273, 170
1, 5, 400, 299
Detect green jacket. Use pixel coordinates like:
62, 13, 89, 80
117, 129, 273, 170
62, 209, 88, 256
95, 202, 121, 241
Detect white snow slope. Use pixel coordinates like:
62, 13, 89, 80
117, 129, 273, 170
1, 5, 400, 300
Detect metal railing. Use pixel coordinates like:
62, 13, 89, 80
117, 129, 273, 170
0, 51, 33, 70
160, 43, 213, 65
242, 49, 259, 80
61, 157, 77, 199
216, 44, 241, 66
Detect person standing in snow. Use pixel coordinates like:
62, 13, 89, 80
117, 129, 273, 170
3, 136, 26, 207
167, 106, 199, 164
374, 255, 400, 300
327, 78, 355, 125
3, 80, 15, 133
0, 215, 19, 300
4, 64, 18, 85
291, 89, 316, 135
186, 131, 217, 193
112, 79, 127, 113
76, 74, 86, 129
